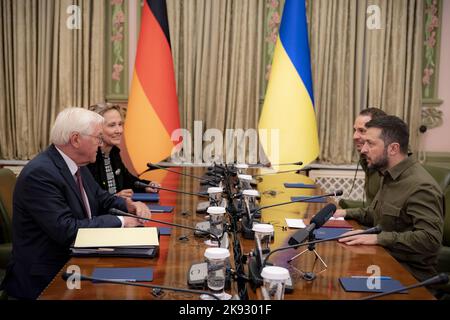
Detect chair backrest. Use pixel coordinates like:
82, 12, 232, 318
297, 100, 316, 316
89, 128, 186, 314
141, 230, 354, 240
423, 165, 450, 192
0, 168, 16, 243
423, 164, 450, 247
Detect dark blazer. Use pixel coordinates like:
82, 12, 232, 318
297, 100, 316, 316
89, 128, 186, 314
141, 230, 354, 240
87, 146, 148, 193
1, 145, 127, 299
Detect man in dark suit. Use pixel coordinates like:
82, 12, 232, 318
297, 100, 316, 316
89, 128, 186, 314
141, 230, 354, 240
0, 107, 151, 299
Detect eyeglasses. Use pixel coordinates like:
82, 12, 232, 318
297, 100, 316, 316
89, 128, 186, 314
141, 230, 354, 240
83, 134, 104, 145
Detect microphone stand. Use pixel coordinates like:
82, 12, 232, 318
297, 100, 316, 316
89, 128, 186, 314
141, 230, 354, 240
241, 191, 343, 240
220, 164, 249, 301
245, 227, 381, 290
62, 272, 220, 300
286, 232, 327, 281
263, 226, 382, 267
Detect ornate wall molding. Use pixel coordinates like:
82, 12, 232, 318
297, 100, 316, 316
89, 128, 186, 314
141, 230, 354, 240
106, 0, 129, 101
260, 0, 285, 107
422, 105, 443, 129
422, 0, 443, 128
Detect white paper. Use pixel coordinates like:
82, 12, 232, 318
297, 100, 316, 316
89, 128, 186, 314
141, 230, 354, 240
328, 217, 345, 221
74, 227, 159, 248
285, 218, 306, 229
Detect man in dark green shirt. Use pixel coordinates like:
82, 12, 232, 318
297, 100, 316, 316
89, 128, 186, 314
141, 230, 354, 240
335, 116, 444, 281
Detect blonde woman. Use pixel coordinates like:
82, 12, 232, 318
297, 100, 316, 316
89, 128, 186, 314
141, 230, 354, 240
87, 103, 159, 198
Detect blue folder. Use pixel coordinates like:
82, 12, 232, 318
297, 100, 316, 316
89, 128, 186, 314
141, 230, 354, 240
132, 193, 160, 202
313, 227, 353, 240
91, 267, 153, 282
339, 277, 407, 293
290, 196, 327, 203
158, 227, 172, 235
284, 183, 316, 189
147, 205, 174, 213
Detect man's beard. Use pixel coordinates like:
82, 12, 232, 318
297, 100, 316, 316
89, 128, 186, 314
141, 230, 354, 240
368, 148, 388, 171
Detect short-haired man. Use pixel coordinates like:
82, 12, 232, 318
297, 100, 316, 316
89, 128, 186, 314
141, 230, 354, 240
338, 108, 387, 211
335, 116, 444, 281
1, 108, 151, 299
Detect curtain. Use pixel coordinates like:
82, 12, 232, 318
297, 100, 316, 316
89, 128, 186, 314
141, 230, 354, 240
0, 0, 105, 159
166, 0, 264, 140
0, 0, 424, 163
365, 0, 423, 155
309, 0, 364, 164
308, 0, 423, 163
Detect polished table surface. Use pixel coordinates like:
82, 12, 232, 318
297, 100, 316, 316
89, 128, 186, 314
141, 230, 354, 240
38, 167, 434, 300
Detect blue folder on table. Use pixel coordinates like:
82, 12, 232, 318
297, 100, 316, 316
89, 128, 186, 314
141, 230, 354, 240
91, 267, 153, 282
339, 277, 407, 293
284, 183, 316, 189
313, 227, 352, 240
158, 227, 172, 235
290, 196, 327, 203
147, 205, 174, 213
132, 193, 160, 202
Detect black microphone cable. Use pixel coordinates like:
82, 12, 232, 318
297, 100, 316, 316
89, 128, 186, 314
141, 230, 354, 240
347, 160, 360, 200
220, 164, 248, 300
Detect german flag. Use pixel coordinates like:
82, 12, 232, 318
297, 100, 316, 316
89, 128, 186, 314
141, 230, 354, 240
121, 0, 180, 178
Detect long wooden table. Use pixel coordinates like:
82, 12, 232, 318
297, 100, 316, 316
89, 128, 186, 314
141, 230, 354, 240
39, 167, 434, 300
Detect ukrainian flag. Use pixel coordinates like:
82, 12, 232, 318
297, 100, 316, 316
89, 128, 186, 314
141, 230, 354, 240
258, 0, 319, 169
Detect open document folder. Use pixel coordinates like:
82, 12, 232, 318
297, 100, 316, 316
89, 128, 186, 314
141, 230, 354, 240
71, 227, 159, 258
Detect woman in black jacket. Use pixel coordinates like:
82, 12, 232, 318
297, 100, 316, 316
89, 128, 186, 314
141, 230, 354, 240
87, 103, 159, 198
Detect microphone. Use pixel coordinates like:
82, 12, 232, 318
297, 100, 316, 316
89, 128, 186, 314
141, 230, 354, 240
288, 204, 337, 246
134, 181, 210, 198
253, 167, 312, 178
250, 190, 343, 214
109, 208, 221, 247
61, 272, 220, 300
240, 191, 343, 240
247, 224, 380, 290
247, 161, 304, 168
263, 226, 382, 266
360, 273, 449, 300
147, 163, 221, 185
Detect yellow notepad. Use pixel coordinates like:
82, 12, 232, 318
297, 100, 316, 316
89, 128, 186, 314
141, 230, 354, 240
73, 227, 159, 248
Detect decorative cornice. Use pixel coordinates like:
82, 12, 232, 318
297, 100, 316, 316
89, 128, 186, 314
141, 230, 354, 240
260, 0, 285, 104
422, 104, 443, 129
